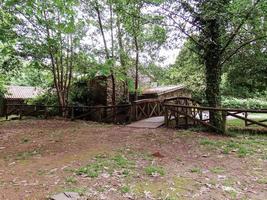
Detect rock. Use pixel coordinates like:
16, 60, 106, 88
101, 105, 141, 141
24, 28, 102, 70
217, 175, 226, 180
152, 151, 164, 158
50, 192, 80, 200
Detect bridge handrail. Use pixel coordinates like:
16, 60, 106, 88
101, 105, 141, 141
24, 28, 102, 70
133, 98, 161, 104
6, 103, 132, 109
164, 103, 267, 113
163, 96, 201, 105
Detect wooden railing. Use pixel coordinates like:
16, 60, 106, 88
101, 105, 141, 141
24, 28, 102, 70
70, 104, 132, 124
164, 96, 201, 106
164, 103, 267, 131
133, 99, 163, 121
6, 97, 265, 132
4, 104, 132, 124
3, 97, 202, 124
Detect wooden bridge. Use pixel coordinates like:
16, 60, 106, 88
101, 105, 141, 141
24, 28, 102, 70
3, 97, 267, 131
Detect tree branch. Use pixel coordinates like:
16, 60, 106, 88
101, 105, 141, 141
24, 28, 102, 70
220, 0, 261, 54
221, 36, 267, 66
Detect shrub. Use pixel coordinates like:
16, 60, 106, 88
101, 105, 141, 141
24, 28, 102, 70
222, 97, 267, 109
27, 90, 59, 115
27, 90, 58, 106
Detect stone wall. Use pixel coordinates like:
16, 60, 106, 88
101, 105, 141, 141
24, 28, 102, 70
106, 76, 125, 105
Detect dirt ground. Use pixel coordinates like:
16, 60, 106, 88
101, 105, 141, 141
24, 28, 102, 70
0, 119, 266, 200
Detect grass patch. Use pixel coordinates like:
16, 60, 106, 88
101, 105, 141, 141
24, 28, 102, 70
175, 130, 196, 138
210, 167, 225, 174
15, 149, 41, 160
227, 118, 267, 128
199, 134, 267, 158
65, 176, 77, 184
190, 167, 201, 173
112, 155, 129, 167
76, 153, 135, 178
133, 176, 192, 199
120, 185, 130, 194
37, 169, 46, 176
176, 156, 182, 162
144, 165, 165, 176
257, 178, 267, 184
200, 139, 218, 146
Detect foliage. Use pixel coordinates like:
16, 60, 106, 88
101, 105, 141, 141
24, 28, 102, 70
222, 96, 267, 109
69, 78, 92, 106
8, 0, 86, 109
10, 62, 53, 88
0, 2, 21, 92
27, 90, 58, 106
164, 40, 206, 101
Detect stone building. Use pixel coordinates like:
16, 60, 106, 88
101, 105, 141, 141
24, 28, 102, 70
89, 75, 125, 106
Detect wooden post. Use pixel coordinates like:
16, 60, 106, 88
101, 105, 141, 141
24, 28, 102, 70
185, 107, 188, 129
19, 107, 22, 120
113, 106, 117, 124
164, 106, 168, 127
135, 103, 138, 121
129, 104, 132, 123
5, 103, 8, 120
175, 107, 179, 128
99, 107, 102, 122
244, 112, 248, 126
71, 106, 74, 121
222, 111, 227, 132
44, 106, 48, 119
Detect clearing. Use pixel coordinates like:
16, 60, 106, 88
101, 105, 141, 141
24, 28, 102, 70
0, 119, 267, 200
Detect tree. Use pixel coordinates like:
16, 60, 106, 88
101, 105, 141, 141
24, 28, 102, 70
82, 0, 166, 102
113, 0, 166, 100
164, 40, 206, 101
9, 0, 85, 113
157, 0, 265, 133
0, 1, 20, 93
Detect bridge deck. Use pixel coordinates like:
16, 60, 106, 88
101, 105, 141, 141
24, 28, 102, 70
127, 116, 165, 129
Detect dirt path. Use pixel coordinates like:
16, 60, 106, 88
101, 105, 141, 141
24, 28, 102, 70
0, 119, 266, 200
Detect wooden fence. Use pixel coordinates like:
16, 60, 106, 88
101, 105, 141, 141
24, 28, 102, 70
4, 104, 132, 124
4, 98, 267, 131
164, 103, 267, 131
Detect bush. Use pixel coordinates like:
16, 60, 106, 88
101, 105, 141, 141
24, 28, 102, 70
69, 78, 92, 106
26, 90, 60, 116
27, 90, 58, 106
222, 97, 267, 109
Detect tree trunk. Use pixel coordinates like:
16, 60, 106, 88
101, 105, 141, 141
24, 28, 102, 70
134, 35, 139, 101
117, 16, 129, 102
109, 4, 116, 106
203, 19, 226, 133
95, 3, 116, 105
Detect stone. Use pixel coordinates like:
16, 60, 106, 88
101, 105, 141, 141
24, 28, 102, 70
152, 151, 165, 158
50, 192, 80, 200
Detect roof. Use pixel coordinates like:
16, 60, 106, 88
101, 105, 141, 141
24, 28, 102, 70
142, 85, 186, 96
4, 85, 44, 100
